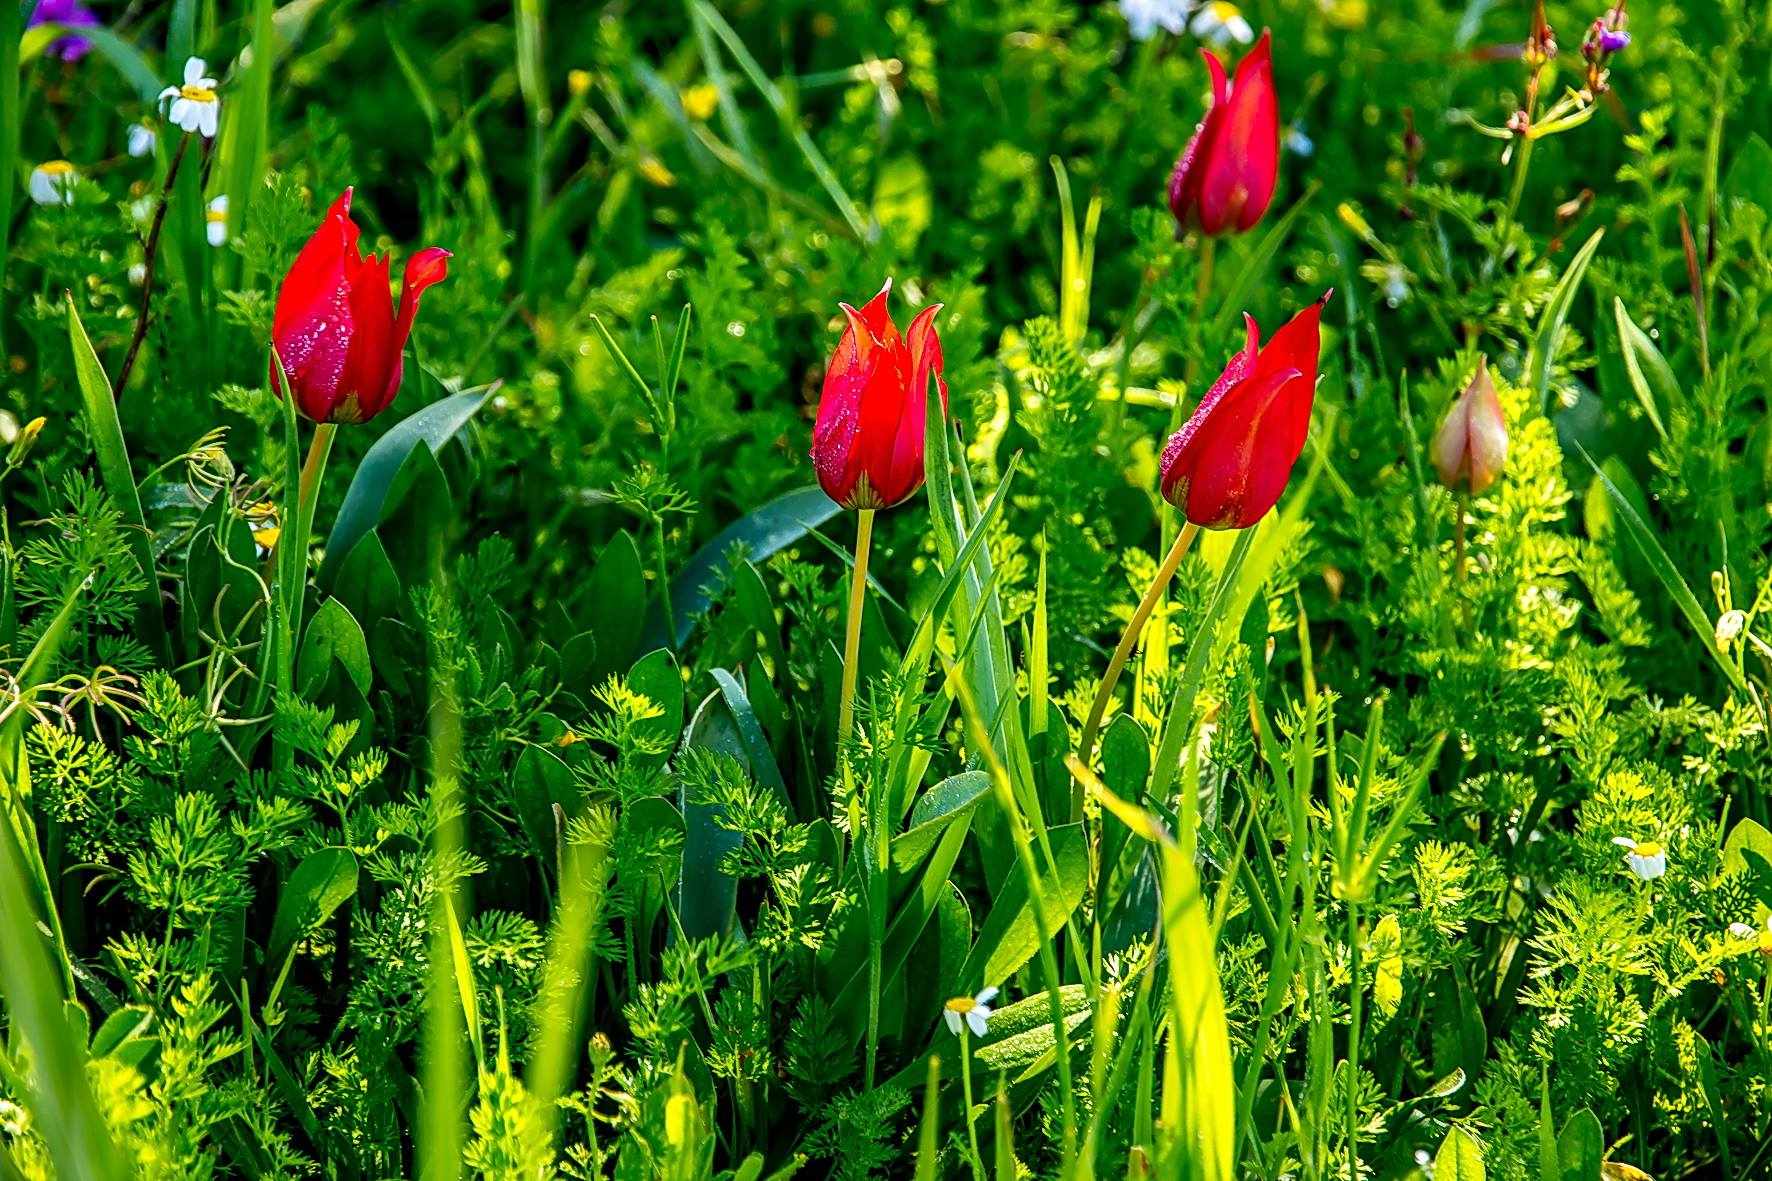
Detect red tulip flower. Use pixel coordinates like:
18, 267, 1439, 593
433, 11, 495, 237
1168, 30, 1280, 238
271, 188, 451, 424
1160, 291, 1330, 529
810, 280, 947, 511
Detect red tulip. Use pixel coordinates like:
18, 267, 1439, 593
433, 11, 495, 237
1168, 30, 1280, 237
1160, 291, 1330, 529
271, 188, 451, 424
810, 280, 947, 511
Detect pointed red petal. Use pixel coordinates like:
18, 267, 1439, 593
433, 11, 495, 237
1197, 31, 1278, 234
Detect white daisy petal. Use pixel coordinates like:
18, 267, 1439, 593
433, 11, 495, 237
943, 1010, 962, 1036
1730, 923, 1757, 940
184, 56, 207, 85
967, 1009, 988, 1037
975, 986, 999, 1006
128, 123, 157, 157
198, 103, 218, 138
1610, 836, 1638, 850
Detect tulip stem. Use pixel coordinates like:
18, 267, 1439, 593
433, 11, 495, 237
1194, 234, 1217, 318
114, 131, 192, 401
837, 509, 875, 759
958, 1028, 985, 1181
1078, 520, 1201, 763
1453, 493, 1468, 586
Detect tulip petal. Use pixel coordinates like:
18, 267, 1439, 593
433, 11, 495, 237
271, 189, 362, 420
1198, 29, 1278, 234
1172, 365, 1307, 529
1160, 313, 1260, 500
376, 246, 452, 412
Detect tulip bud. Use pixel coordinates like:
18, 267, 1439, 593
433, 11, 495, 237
810, 280, 946, 511
1160, 291, 1330, 529
1167, 30, 1280, 238
270, 189, 451, 425
1431, 356, 1508, 495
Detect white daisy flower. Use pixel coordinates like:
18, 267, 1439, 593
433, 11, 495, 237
1612, 836, 1666, 881
942, 986, 999, 1038
1716, 609, 1747, 645
1120, 0, 1191, 41
28, 160, 79, 206
128, 262, 147, 286
205, 195, 229, 247
1728, 916, 1772, 957
1190, 1, 1254, 49
127, 121, 157, 158
159, 57, 221, 139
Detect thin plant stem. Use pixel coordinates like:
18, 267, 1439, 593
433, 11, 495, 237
655, 516, 676, 647
959, 1027, 985, 1181
837, 508, 876, 756
1078, 521, 1201, 762
1345, 900, 1363, 1180
114, 132, 192, 400
1453, 494, 1467, 585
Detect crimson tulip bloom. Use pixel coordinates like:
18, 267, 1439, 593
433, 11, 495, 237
1168, 30, 1279, 237
271, 188, 451, 424
1160, 291, 1330, 529
810, 280, 947, 510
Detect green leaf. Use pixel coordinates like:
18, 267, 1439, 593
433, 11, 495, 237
628, 648, 686, 771
676, 688, 747, 940
1579, 444, 1747, 693
1210, 181, 1321, 339
1435, 1126, 1486, 1181
958, 823, 1087, 990
20, 24, 161, 100
1557, 1110, 1603, 1181
1724, 133, 1772, 212
443, 897, 482, 1062
298, 597, 372, 697
319, 384, 494, 584
513, 745, 577, 866
67, 297, 165, 657
892, 772, 991, 870
1721, 818, 1772, 878
1612, 298, 1681, 442
266, 848, 359, 973
587, 530, 647, 677
1529, 228, 1604, 413
649, 485, 840, 650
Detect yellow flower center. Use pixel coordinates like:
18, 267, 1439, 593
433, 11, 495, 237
944, 996, 976, 1014
180, 84, 217, 103
1207, 2, 1241, 19
39, 160, 75, 176
206, 208, 227, 224
1633, 840, 1662, 858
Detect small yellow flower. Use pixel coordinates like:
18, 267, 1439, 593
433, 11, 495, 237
682, 84, 719, 122
567, 69, 592, 98
638, 157, 676, 188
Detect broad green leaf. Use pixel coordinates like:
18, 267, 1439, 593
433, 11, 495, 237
319, 384, 494, 583
1529, 228, 1604, 413
676, 688, 746, 940
892, 772, 991, 870
628, 649, 685, 771
957, 823, 1087, 990
1724, 133, 1772, 213
710, 668, 786, 799
68, 297, 165, 657
1557, 1110, 1603, 1181
298, 597, 372, 697
267, 848, 359, 972
1721, 818, 1772, 878
1612, 298, 1681, 441
513, 745, 578, 866
588, 531, 647, 676
1435, 1126, 1486, 1181
650, 485, 839, 650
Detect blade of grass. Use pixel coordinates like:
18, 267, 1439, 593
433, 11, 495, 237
1578, 443, 1746, 694
691, 0, 870, 240
1528, 228, 1604, 414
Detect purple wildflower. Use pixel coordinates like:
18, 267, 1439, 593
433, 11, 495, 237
27, 0, 100, 63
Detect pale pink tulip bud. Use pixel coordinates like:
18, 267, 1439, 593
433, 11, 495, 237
1432, 355, 1508, 494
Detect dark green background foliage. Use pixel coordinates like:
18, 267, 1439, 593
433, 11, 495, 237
2, 0, 1771, 1177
